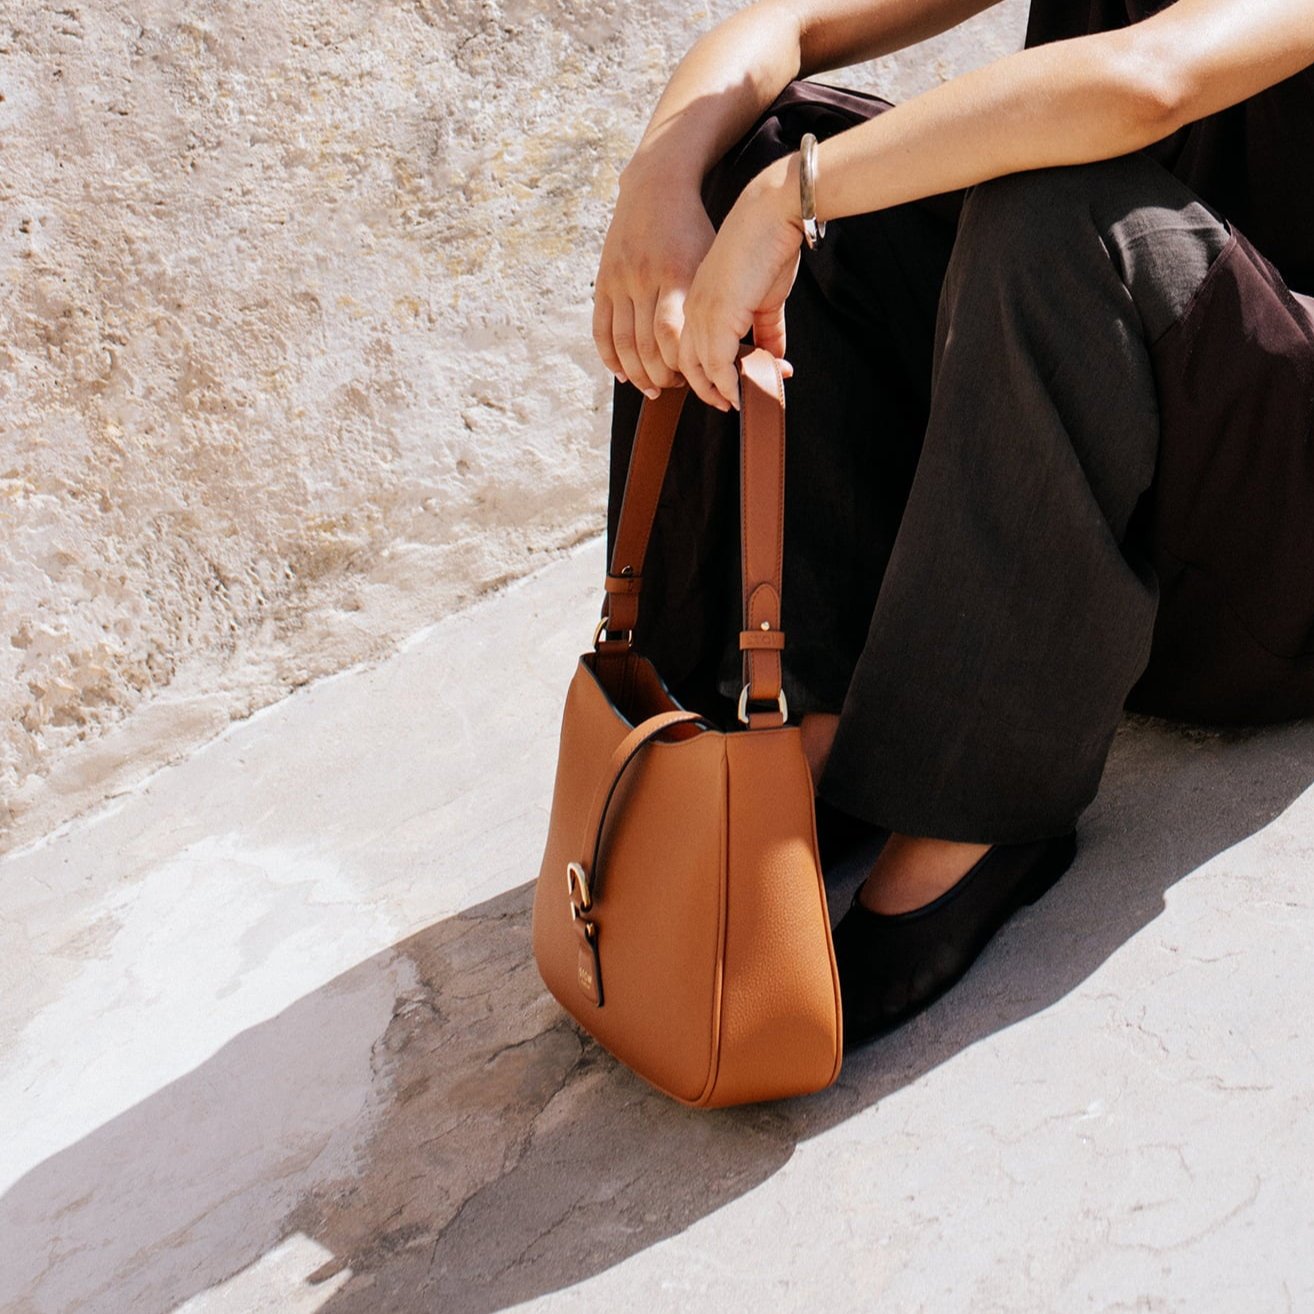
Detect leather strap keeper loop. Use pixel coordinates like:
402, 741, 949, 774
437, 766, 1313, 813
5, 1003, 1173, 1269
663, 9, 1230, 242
604, 572, 643, 596
739, 628, 786, 651
604, 595, 639, 633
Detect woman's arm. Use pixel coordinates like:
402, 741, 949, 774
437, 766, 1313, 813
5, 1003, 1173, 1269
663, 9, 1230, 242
812, 0, 1314, 221
593, 0, 1005, 398
679, 0, 1314, 411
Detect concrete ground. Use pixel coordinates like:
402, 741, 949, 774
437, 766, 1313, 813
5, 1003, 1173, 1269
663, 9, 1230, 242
4, 535, 1314, 1313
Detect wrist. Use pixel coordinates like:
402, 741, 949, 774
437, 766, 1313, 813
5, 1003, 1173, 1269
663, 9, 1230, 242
745, 152, 808, 240
618, 145, 705, 201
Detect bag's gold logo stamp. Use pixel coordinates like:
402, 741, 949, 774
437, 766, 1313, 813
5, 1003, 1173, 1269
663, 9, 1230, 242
577, 943, 603, 1006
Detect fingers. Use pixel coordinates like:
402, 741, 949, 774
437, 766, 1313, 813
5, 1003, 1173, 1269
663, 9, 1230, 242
653, 288, 684, 377
596, 280, 791, 412
611, 298, 691, 400
706, 356, 741, 413
633, 297, 684, 394
597, 289, 791, 412
591, 292, 625, 382
678, 319, 743, 412
678, 354, 731, 413
609, 300, 659, 399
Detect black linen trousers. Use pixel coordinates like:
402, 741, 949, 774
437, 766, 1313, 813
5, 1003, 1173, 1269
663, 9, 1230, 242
604, 81, 1234, 845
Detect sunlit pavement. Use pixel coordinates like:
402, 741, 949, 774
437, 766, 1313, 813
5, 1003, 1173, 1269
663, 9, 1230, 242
4, 534, 1314, 1313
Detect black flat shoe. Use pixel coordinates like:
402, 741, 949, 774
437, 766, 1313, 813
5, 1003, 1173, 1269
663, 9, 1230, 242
833, 830, 1078, 1051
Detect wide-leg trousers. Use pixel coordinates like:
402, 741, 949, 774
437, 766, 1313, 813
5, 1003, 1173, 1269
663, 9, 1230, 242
604, 85, 1250, 845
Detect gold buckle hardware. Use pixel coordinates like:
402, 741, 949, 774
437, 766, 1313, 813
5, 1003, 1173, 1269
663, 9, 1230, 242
592, 617, 634, 648
737, 683, 789, 725
566, 860, 593, 917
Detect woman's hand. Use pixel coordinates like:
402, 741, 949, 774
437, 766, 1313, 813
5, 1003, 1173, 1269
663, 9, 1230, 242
592, 165, 717, 400
678, 155, 804, 412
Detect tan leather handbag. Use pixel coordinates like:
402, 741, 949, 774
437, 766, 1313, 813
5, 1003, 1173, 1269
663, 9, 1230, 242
532, 347, 843, 1108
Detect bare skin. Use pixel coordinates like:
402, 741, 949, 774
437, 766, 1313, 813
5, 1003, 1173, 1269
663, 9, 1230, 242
595, 0, 1314, 908
596, 0, 1314, 407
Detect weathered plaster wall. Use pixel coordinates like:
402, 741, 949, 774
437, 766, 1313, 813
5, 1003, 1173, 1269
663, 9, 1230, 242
0, 0, 1025, 853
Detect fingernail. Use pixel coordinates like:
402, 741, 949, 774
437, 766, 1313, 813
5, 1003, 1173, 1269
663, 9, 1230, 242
644, 387, 661, 400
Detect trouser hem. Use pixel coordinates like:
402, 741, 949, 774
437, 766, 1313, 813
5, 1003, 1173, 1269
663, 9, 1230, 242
813, 773, 1083, 847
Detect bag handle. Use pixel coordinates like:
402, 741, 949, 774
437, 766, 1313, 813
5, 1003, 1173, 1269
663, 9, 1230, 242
736, 348, 788, 728
598, 347, 790, 730
596, 384, 688, 642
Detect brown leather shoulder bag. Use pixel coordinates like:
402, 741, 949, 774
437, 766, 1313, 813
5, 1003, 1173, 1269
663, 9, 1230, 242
532, 348, 842, 1107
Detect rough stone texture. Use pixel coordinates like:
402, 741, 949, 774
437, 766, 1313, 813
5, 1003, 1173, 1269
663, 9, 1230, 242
0, 0, 1027, 854
4, 539, 1314, 1312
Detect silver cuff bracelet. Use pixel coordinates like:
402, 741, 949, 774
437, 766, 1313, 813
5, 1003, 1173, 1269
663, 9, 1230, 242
799, 132, 826, 249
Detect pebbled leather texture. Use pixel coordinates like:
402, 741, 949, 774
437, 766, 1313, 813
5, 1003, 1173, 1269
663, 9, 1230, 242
532, 349, 843, 1107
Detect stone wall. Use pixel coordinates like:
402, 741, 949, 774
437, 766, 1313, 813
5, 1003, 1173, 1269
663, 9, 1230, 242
0, 0, 1025, 852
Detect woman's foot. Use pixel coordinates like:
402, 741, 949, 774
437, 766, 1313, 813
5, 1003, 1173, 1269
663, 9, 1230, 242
799, 713, 1079, 1047
833, 832, 1079, 1049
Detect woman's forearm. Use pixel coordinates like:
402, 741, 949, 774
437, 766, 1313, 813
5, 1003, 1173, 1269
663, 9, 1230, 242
620, 0, 1004, 196
677, 0, 1314, 411
804, 0, 1314, 223
800, 33, 1185, 222
598, 0, 1006, 393
618, 4, 802, 195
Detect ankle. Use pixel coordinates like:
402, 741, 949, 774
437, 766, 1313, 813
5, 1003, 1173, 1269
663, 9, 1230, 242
800, 711, 840, 791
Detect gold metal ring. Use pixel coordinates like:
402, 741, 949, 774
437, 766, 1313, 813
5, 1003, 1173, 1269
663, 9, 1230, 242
737, 684, 789, 725
592, 617, 633, 648
567, 860, 593, 914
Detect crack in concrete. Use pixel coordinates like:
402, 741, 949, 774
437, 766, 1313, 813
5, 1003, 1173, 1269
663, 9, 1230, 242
1107, 1173, 1263, 1256
417, 1030, 592, 1283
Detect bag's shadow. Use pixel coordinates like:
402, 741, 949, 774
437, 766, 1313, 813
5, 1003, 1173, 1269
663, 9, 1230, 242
5, 714, 1313, 1313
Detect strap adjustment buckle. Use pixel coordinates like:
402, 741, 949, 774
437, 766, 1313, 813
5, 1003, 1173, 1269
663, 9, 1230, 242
566, 860, 594, 916
737, 684, 789, 726
593, 616, 634, 649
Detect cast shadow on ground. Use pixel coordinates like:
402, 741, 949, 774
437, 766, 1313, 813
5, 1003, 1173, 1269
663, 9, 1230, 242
4, 714, 1313, 1312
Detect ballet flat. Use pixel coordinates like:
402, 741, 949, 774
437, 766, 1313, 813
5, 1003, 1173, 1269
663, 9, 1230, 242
833, 830, 1078, 1050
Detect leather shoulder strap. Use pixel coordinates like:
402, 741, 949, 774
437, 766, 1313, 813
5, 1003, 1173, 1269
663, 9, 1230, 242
737, 349, 788, 728
575, 709, 710, 898
600, 385, 688, 637
597, 350, 791, 735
